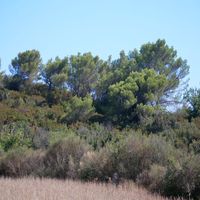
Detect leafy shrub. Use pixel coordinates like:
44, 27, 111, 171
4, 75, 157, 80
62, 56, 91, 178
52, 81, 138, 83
0, 124, 32, 151
0, 103, 27, 125
136, 164, 167, 194
71, 122, 122, 150
0, 148, 45, 177
60, 95, 95, 124
171, 121, 200, 152
49, 126, 76, 145
43, 136, 88, 179
79, 147, 115, 181
164, 154, 200, 199
116, 133, 175, 180
145, 111, 177, 133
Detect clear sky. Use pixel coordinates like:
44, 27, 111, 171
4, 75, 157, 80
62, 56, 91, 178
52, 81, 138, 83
1, 0, 200, 88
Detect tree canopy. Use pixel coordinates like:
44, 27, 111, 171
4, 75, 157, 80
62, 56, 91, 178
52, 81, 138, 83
10, 50, 41, 83
68, 53, 104, 97
0, 39, 191, 126
1, 39, 200, 200
132, 39, 189, 105
40, 57, 68, 90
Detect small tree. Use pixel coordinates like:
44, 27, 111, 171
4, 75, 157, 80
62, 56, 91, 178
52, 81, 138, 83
60, 95, 95, 124
9, 50, 41, 89
68, 53, 104, 97
40, 57, 68, 90
184, 88, 200, 120
132, 39, 189, 105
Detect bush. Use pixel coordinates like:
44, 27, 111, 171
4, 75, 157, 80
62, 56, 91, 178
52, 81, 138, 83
60, 95, 95, 124
116, 133, 175, 180
0, 148, 45, 177
171, 121, 200, 153
43, 137, 88, 179
136, 164, 167, 194
32, 127, 49, 149
0, 124, 32, 151
79, 147, 115, 181
71, 122, 122, 150
164, 154, 200, 199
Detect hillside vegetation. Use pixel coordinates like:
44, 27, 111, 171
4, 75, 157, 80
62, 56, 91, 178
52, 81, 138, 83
0, 39, 200, 199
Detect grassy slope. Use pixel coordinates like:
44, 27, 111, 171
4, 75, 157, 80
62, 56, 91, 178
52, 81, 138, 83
0, 178, 182, 200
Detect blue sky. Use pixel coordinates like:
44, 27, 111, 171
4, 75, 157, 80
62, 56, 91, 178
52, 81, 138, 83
1, 0, 200, 88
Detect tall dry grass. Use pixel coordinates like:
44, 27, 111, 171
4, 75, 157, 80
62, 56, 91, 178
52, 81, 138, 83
0, 178, 183, 200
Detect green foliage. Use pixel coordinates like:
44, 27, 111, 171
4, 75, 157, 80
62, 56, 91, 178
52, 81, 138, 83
0, 40, 199, 199
184, 88, 200, 120
3, 74, 23, 91
49, 126, 76, 145
0, 123, 33, 151
41, 57, 68, 90
132, 39, 189, 104
0, 103, 28, 125
60, 95, 95, 124
0, 88, 8, 101
68, 53, 104, 97
95, 51, 136, 101
71, 123, 124, 150
163, 154, 200, 199
9, 50, 41, 89
115, 133, 175, 180
160, 120, 200, 154
104, 69, 168, 125
109, 69, 168, 107
0, 131, 31, 151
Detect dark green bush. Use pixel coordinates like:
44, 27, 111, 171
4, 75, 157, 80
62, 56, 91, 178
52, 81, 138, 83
164, 154, 200, 199
71, 122, 123, 150
60, 95, 95, 124
0, 124, 32, 151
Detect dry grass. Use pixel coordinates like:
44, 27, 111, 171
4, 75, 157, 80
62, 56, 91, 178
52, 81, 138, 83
0, 178, 181, 200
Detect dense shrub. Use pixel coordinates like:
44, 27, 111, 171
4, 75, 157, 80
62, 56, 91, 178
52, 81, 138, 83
137, 154, 200, 199
32, 127, 49, 149
164, 121, 200, 153
43, 137, 88, 179
116, 133, 175, 180
49, 127, 76, 145
136, 164, 167, 194
0, 148, 45, 177
60, 95, 95, 124
164, 154, 200, 199
0, 103, 27, 125
1, 43, 200, 199
79, 148, 115, 181
79, 132, 176, 183
71, 122, 123, 150
0, 123, 32, 151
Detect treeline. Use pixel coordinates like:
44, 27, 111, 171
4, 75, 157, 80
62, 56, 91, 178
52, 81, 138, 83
0, 39, 200, 199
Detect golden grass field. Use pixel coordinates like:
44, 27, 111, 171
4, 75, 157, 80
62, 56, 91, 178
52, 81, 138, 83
0, 178, 183, 200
